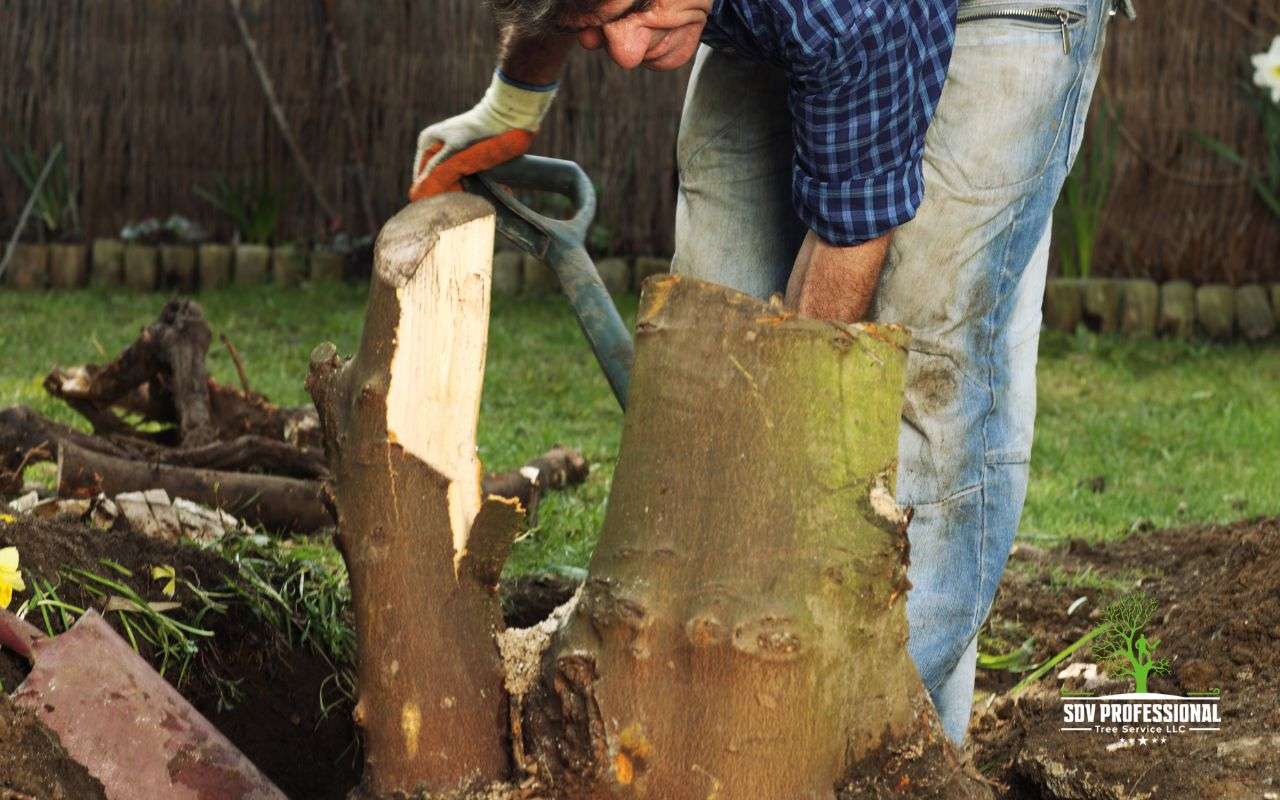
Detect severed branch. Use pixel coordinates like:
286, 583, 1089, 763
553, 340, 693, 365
1, 405, 327, 481
482, 445, 588, 525
4, 403, 588, 532
0, 406, 129, 493
7, 287, 591, 538
57, 441, 331, 534
221, 333, 253, 393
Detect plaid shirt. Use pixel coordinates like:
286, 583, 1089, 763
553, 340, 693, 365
700, 0, 957, 245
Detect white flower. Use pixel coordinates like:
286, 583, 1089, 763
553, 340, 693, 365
1252, 35, 1280, 104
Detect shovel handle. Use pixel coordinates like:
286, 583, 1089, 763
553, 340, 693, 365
462, 156, 634, 409
0, 607, 41, 660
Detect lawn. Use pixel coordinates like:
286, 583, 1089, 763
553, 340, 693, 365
2, 285, 1277, 572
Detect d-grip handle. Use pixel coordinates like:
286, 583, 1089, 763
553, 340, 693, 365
468, 155, 597, 249
462, 156, 633, 409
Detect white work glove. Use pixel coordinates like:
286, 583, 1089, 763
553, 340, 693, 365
409, 71, 558, 200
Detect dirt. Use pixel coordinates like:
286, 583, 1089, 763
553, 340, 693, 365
0, 694, 108, 800
0, 515, 359, 799
971, 517, 1280, 799
3, 512, 1278, 799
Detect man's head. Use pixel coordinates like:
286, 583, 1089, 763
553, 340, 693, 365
492, 0, 711, 71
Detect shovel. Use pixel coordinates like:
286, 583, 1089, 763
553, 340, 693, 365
0, 607, 285, 800
463, 155, 635, 410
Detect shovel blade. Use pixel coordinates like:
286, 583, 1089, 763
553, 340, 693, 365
10, 610, 285, 800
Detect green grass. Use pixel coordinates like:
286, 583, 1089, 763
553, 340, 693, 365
0, 285, 629, 574
2, 286, 1278, 572
1025, 329, 1280, 543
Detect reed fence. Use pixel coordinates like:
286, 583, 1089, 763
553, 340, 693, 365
1, 0, 1277, 282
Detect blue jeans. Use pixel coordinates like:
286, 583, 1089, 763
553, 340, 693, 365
672, 0, 1111, 744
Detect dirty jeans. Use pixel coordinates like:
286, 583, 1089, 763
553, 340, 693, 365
672, 0, 1111, 743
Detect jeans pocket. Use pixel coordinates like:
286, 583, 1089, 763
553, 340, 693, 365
928, 1, 1091, 191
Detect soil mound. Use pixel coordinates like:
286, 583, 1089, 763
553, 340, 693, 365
0, 692, 108, 800
973, 517, 1280, 798
0, 515, 359, 799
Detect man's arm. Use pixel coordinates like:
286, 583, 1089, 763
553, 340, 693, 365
784, 229, 891, 324
499, 27, 576, 85
409, 29, 574, 200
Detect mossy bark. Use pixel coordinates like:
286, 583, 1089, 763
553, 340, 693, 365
521, 277, 984, 799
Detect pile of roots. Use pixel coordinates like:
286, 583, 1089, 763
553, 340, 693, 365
0, 299, 587, 535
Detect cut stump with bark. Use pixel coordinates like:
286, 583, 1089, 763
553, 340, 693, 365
308, 194, 516, 797
522, 278, 985, 799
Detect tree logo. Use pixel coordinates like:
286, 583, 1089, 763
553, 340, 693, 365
1091, 592, 1170, 694
1058, 591, 1223, 746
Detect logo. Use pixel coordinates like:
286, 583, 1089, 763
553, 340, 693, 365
1058, 592, 1221, 750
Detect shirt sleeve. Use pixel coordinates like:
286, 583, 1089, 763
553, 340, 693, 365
784, 0, 955, 245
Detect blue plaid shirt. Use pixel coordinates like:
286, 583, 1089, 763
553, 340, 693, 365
700, 0, 957, 245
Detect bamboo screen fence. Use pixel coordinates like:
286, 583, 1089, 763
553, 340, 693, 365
1, 0, 1277, 282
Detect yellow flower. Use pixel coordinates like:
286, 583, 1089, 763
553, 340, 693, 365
152, 565, 177, 599
0, 513, 15, 524
0, 547, 25, 609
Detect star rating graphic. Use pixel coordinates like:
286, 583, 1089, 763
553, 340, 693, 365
1114, 736, 1170, 747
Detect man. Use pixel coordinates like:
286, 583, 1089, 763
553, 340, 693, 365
411, 0, 1128, 744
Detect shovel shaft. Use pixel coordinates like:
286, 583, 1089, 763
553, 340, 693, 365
462, 156, 634, 409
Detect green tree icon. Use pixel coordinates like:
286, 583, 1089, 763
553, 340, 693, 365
1092, 593, 1171, 693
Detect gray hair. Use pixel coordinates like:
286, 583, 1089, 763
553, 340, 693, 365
490, 0, 603, 35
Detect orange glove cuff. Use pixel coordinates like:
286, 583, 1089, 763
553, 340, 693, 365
408, 129, 535, 202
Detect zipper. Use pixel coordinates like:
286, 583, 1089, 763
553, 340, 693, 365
956, 6, 1086, 54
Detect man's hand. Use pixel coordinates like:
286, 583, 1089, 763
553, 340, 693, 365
409, 72, 557, 201
784, 230, 892, 324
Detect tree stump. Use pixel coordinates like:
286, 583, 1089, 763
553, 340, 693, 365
522, 277, 981, 799
308, 195, 514, 797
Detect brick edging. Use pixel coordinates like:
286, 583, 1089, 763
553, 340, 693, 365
1043, 278, 1278, 342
